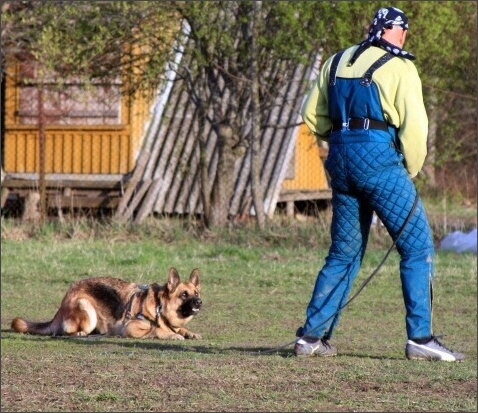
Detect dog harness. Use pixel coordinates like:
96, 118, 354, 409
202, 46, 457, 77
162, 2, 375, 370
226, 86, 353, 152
124, 284, 161, 326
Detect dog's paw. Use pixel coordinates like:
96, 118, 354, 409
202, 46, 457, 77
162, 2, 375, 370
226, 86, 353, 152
185, 332, 202, 340
169, 333, 185, 340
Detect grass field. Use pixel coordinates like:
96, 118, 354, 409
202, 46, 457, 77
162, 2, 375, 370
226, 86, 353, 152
1, 215, 476, 412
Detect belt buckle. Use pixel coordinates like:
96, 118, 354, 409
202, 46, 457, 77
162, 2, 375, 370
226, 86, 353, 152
363, 118, 370, 130
342, 118, 351, 130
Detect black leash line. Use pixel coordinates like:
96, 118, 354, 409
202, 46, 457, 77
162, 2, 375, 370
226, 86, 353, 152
257, 192, 420, 355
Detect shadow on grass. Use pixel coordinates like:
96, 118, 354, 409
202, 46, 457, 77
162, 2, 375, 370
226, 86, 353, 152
1, 328, 402, 360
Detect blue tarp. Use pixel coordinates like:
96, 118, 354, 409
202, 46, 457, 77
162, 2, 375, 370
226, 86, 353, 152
438, 228, 477, 254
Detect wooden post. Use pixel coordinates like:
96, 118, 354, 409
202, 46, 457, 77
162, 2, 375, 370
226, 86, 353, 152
38, 86, 47, 221
286, 201, 294, 217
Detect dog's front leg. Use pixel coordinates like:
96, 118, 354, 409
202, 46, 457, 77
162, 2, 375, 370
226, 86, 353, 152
154, 327, 186, 340
123, 320, 157, 339
175, 327, 202, 339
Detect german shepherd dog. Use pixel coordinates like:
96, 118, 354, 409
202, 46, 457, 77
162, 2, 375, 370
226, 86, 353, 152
11, 268, 202, 340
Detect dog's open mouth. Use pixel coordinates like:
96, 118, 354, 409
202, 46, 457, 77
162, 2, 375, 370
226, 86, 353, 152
181, 307, 200, 317
180, 298, 202, 317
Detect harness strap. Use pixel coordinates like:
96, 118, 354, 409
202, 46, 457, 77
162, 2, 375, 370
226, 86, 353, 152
360, 52, 395, 86
329, 50, 345, 86
329, 50, 395, 87
124, 285, 162, 326
124, 291, 140, 320
133, 306, 161, 326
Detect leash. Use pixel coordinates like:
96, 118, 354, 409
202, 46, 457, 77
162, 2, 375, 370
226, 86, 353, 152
257, 192, 420, 355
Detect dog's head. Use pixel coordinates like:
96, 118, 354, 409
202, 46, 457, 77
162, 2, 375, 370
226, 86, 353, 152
160, 267, 202, 327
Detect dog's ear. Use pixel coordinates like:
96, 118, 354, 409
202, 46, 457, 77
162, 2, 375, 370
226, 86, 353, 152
189, 268, 200, 288
167, 267, 180, 293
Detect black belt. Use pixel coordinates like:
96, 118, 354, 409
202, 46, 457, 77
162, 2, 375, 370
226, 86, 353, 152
331, 118, 389, 132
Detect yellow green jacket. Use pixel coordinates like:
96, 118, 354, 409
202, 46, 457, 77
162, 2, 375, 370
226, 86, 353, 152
301, 45, 428, 178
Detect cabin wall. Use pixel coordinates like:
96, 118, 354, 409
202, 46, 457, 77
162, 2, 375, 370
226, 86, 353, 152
281, 124, 329, 191
2, 61, 149, 176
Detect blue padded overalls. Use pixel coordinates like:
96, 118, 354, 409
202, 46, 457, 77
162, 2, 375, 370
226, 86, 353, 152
302, 51, 435, 341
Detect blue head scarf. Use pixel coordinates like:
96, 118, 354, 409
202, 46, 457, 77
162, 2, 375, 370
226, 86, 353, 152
349, 6, 415, 65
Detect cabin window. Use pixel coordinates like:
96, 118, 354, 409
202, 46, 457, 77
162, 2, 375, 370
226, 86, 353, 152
16, 61, 122, 126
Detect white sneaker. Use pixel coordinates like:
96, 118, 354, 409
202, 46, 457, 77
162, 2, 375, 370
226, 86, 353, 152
406, 337, 465, 362
294, 337, 337, 357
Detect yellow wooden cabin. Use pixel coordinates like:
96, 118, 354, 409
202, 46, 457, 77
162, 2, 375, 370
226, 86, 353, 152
1, 57, 330, 218
280, 123, 331, 213
1, 59, 153, 210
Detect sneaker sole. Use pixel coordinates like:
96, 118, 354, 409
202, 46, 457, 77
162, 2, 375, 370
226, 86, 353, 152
406, 342, 464, 362
295, 352, 337, 357
406, 354, 463, 362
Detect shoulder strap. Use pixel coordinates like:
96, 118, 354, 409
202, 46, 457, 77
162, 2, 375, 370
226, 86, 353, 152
360, 53, 395, 86
328, 50, 345, 86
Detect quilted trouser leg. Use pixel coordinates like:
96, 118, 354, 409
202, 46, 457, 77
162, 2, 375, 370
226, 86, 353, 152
364, 166, 434, 340
302, 190, 373, 339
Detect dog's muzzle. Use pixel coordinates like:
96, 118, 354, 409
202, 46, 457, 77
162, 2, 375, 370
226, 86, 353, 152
181, 297, 202, 317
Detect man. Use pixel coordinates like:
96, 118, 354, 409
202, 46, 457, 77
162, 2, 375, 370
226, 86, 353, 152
296, 6, 465, 362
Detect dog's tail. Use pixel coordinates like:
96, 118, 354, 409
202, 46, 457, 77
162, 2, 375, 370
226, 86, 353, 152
11, 298, 97, 336
11, 317, 57, 335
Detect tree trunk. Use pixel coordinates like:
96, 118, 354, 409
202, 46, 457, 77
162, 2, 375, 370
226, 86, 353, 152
423, 91, 437, 187
197, 104, 211, 227
250, 1, 266, 229
209, 122, 236, 228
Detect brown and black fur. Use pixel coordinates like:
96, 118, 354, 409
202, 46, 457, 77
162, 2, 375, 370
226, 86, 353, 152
11, 268, 202, 340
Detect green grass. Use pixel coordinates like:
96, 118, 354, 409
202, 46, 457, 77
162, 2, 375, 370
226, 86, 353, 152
1, 215, 476, 412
